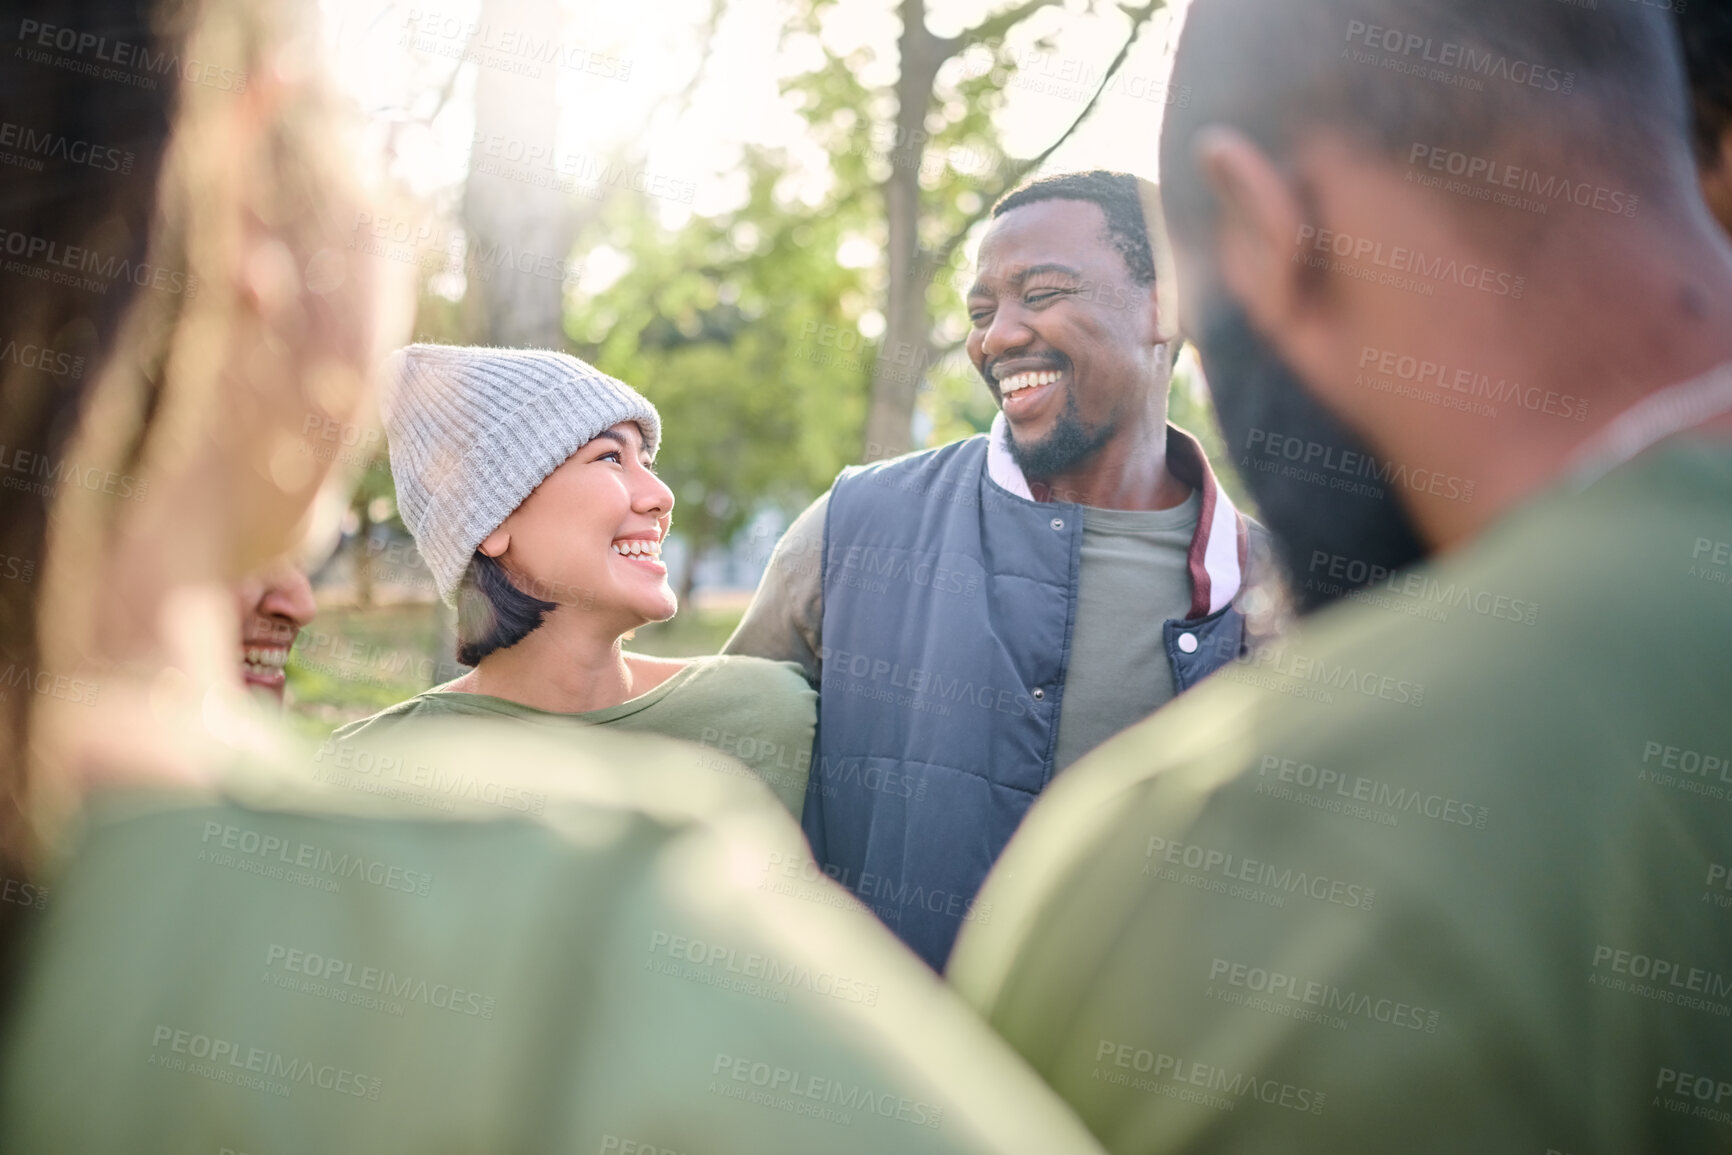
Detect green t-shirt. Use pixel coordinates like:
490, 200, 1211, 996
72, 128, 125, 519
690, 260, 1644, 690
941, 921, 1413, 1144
332, 653, 814, 819
1055, 493, 1200, 771
949, 439, 1732, 1155
724, 488, 1201, 769
0, 721, 1106, 1155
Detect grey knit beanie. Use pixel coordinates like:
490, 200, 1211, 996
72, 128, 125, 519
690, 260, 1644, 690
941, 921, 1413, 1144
383, 344, 662, 604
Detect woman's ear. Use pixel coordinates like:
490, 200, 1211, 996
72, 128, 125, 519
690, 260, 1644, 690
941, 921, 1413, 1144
479, 528, 510, 558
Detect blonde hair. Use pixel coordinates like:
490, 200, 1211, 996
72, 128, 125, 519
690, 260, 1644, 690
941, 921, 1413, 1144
10, 0, 364, 883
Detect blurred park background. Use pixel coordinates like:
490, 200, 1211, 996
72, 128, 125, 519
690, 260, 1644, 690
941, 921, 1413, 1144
287, 0, 1248, 740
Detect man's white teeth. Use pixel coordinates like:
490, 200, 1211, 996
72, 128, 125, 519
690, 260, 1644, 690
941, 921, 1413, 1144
243, 648, 287, 670
999, 370, 1061, 396
612, 539, 661, 558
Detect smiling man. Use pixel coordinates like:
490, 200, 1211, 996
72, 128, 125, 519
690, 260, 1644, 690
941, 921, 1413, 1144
725, 171, 1266, 971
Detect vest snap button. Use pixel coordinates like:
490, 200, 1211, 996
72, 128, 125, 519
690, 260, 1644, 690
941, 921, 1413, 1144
1032, 687, 1045, 700
1050, 517, 1064, 531
1178, 632, 1199, 654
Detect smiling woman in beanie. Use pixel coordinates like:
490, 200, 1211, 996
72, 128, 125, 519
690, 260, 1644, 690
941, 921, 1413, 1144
333, 344, 815, 818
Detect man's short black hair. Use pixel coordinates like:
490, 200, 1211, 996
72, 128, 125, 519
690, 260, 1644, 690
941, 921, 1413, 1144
1677, 2, 1732, 166
1161, 0, 1691, 240
991, 170, 1159, 286
454, 552, 557, 666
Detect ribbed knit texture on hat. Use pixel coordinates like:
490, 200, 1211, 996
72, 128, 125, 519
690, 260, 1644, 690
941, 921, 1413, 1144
382, 344, 662, 604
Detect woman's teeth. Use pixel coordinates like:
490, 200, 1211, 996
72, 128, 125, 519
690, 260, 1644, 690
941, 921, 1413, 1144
998, 370, 1061, 396
612, 539, 661, 559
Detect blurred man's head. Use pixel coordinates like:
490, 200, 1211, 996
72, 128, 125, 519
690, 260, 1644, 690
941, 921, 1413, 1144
966, 171, 1173, 480
234, 561, 317, 702
1677, 0, 1732, 234
1160, 0, 1714, 610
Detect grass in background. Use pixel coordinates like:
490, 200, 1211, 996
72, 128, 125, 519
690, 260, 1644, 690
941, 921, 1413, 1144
285, 598, 747, 743
628, 603, 746, 658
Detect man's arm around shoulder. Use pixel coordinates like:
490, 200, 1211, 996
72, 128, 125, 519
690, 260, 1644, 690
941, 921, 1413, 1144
723, 491, 829, 687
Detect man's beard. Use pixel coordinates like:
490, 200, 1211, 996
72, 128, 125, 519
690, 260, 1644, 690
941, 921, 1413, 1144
1191, 293, 1428, 615
1005, 376, 1116, 480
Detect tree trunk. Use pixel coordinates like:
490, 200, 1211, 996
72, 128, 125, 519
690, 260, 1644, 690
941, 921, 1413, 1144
430, 599, 465, 680
678, 543, 702, 608
440, 0, 572, 679
676, 510, 714, 609
461, 0, 575, 348
354, 501, 374, 609
862, 0, 943, 463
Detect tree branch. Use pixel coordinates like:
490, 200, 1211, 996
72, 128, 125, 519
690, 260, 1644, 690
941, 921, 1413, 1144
943, 0, 1063, 56
931, 0, 1163, 273
670, 0, 728, 120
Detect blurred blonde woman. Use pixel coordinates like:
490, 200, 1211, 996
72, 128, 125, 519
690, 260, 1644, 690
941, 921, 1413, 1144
0, 0, 1104, 1151
332, 345, 813, 818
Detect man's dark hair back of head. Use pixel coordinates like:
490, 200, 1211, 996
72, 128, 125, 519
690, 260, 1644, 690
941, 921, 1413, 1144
992, 170, 1159, 285
1676, 1, 1732, 166
1160, 0, 1692, 238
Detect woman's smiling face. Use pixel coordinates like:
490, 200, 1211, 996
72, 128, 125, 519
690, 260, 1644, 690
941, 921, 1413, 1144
481, 421, 677, 632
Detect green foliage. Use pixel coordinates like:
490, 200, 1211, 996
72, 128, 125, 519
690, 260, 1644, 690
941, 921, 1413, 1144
565, 149, 877, 567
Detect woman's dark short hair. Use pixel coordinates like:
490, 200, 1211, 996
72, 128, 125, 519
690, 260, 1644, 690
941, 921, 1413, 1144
454, 551, 558, 666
